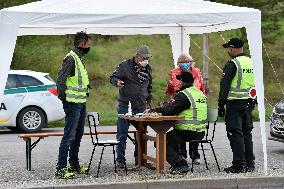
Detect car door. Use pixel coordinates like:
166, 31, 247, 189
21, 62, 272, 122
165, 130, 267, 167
0, 74, 27, 123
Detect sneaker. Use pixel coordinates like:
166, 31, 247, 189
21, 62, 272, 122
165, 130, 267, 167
246, 166, 255, 172
224, 165, 246, 173
55, 168, 75, 179
117, 161, 126, 169
193, 158, 201, 165
69, 165, 89, 174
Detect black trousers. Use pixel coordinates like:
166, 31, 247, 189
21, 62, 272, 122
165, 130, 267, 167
166, 129, 205, 166
178, 142, 200, 160
225, 100, 255, 168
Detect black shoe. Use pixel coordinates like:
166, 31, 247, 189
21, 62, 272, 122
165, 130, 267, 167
135, 159, 138, 166
224, 165, 246, 173
170, 165, 190, 174
170, 159, 189, 174
179, 159, 188, 166
246, 166, 255, 172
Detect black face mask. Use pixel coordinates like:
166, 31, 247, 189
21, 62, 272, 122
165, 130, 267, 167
227, 50, 234, 58
78, 47, 90, 54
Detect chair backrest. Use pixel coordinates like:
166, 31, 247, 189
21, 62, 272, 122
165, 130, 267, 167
205, 107, 218, 141
86, 112, 100, 144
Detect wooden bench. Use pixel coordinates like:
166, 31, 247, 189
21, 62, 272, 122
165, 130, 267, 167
18, 130, 137, 171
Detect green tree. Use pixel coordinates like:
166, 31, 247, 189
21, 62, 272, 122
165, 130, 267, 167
0, 0, 35, 9
211, 0, 284, 43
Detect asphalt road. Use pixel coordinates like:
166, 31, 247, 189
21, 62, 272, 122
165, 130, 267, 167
0, 122, 283, 188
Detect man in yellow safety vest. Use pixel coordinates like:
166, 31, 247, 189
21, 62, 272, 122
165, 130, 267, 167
55, 31, 91, 179
218, 37, 256, 173
154, 72, 206, 174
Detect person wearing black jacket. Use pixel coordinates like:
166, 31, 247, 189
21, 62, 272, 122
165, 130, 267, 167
218, 38, 256, 173
110, 45, 152, 167
154, 72, 206, 174
55, 31, 91, 179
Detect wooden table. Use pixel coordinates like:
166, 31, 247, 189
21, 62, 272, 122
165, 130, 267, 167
119, 115, 184, 175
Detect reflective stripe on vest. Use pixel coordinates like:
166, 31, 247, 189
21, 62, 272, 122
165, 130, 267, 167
65, 50, 89, 103
176, 120, 207, 124
228, 56, 255, 100
175, 86, 207, 132
67, 86, 88, 92
66, 93, 88, 99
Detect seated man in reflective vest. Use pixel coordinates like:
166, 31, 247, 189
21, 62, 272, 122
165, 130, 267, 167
154, 72, 207, 174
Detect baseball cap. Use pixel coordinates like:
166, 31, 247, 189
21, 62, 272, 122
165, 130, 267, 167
176, 72, 194, 84
136, 45, 151, 58
222, 38, 244, 48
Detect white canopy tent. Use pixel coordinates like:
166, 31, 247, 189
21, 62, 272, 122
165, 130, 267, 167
0, 0, 266, 173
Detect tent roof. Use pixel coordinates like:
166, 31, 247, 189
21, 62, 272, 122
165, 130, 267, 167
0, 0, 260, 35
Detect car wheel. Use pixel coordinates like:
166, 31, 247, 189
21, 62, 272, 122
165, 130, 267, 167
17, 107, 46, 133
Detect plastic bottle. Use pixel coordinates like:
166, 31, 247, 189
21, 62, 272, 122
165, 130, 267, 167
126, 101, 132, 115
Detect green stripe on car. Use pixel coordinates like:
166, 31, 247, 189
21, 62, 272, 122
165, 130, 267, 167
4, 84, 56, 95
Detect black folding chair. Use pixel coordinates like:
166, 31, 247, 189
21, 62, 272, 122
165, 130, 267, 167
86, 112, 127, 177
188, 107, 221, 172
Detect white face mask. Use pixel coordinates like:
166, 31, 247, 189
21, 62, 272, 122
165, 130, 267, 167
139, 60, 149, 67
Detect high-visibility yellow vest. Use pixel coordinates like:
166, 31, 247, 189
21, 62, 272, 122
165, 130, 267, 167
65, 50, 89, 103
175, 86, 207, 132
228, 56, 255, 100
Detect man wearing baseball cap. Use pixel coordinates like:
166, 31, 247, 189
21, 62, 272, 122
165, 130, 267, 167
218, 37, 256, 173
110, 45, 152, 168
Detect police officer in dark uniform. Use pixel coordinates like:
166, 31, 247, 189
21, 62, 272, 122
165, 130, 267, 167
218, 38, 256, 173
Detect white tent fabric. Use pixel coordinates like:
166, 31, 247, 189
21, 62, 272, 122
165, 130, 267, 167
0, 0, 267, 173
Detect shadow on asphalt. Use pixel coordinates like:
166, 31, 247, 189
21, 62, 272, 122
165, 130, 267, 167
0, 130, 15, 134
0, 127, 63, 135
271, 149, 284, 155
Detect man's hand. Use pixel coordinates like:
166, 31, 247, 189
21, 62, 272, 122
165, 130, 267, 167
218, 105, 226, 117
117, 80, 124, 88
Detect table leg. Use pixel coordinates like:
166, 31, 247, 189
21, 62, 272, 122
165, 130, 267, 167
26, 140, 29, 170
27, 138, 32, 171
137, 121, 147, 166
156, 133, 167, 174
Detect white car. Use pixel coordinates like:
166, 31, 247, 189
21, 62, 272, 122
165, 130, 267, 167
0, 70, 65, 133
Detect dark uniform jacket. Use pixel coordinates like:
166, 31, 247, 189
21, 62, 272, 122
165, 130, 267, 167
56, 48, 84, 101
110, 58, 152, 109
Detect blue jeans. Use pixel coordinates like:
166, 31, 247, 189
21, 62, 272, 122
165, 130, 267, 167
116, 105, 145, 163
57, 101, 86, 169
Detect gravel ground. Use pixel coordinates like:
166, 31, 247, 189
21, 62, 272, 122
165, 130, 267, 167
0, 122, 283, 189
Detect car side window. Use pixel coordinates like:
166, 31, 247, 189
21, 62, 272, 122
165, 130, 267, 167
16, 75, 43, 87
5, 75, 18, 89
